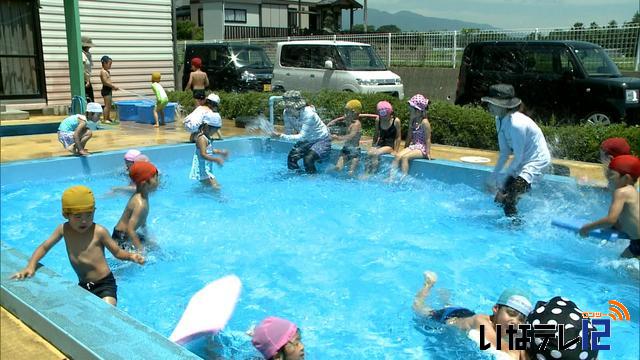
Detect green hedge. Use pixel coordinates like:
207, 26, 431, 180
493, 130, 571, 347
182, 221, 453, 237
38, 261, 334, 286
168, 90, 639, 163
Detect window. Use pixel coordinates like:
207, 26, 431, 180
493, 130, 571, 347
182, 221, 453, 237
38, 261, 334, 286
480, 46, 525, 74
281, 45, 307, 67
225, 9, 247, 23
198, 8, 203, 27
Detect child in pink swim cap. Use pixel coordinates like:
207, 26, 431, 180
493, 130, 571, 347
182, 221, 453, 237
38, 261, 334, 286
111, 149, 146, 194
252, 316, 304, 359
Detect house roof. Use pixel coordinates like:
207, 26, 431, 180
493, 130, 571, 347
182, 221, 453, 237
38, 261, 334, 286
315, 0, 363, 9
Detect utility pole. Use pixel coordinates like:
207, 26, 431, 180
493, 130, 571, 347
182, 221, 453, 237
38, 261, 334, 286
298, 0, 302, 35
364, 0, 368, 33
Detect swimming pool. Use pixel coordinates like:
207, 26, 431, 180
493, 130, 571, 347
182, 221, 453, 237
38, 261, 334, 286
1, 138, 638, 359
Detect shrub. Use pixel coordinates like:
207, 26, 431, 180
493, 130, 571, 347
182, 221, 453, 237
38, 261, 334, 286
167, 89, 639, 163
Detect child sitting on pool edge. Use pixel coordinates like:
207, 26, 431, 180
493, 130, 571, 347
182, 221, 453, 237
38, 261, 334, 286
11, 185, 144, 306
413, 271, 532, 359
57, 102, 103, 156
252, 316, 305, 360
112, 162, 159, 251
580, 155, 640, 258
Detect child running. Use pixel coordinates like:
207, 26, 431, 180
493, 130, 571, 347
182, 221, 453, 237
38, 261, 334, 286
189, 94, 228, 190
99, 55, 118, 123
362, 100, 402, 179
112, 162, 159, 251
413, 271, 531, 360
151, 72, 169, 127
325, 100, 369, 177
185, 57, 209, 99
57, 102, 103, 156
580, 155, 640, 258
388, 94, 431, 182
11, 185, 145, 306
252, 317, 305, 360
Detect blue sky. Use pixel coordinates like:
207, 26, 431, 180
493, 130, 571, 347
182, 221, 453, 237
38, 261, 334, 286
365, 0, 639, 29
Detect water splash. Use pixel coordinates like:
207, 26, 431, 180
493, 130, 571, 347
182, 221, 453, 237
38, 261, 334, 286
244, 115, 274, 136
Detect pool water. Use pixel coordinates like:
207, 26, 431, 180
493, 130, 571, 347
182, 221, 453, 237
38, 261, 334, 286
1, 151, 638, 359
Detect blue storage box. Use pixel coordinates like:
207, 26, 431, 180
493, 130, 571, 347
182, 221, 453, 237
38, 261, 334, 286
134, 102, 177, 124
115, 100, 151, 121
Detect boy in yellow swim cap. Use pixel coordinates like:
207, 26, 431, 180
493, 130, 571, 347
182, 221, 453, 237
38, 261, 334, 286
12, 185, 145, 306
151, 72, 169, 127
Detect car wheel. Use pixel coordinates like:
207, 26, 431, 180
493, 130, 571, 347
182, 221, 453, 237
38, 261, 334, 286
583, 112, 612, 126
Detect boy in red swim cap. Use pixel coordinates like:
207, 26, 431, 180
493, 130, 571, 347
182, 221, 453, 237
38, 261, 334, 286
580, 155, 640, 258
185, 56, 209, 99
599, 137, 631, 165
112, 162, 160, 251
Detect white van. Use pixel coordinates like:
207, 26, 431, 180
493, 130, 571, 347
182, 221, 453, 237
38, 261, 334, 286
272, 40, 404, 99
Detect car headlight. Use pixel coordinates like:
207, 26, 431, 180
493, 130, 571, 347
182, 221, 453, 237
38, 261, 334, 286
356, 78, 376, 86
241, 71, 256, 81
626, 89, 639, 103
395, 77, 402, 85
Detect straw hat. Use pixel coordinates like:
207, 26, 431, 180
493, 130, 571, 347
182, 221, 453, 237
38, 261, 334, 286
81, 36, 94, 48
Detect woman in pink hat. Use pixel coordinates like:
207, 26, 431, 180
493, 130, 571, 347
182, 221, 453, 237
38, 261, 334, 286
252, 316, 304, 359
388, 94, 432, 182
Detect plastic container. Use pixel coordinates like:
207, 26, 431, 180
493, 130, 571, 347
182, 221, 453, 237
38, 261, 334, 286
135, 102, 177, 124
115, 100, 150, 121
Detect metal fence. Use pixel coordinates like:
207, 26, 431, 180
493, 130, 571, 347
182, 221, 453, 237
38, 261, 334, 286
178, 24, 640, 71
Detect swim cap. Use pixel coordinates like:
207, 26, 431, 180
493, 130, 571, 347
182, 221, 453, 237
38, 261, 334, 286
206, 93, 220, 104
129, 162, 158, 185
134, 154, 150, 162
124, 149, 141, 162
526, 296, 598, 360
376, 101, 393, 116
100, 55, 112, 64
151, 72, 161, 82
408, 94, 429, 112
202, 112, 222, 128
191, 57, 202, 69
86, 102, 103, 114
600, 137, 631, 157
61, 185, 95, 214
252, 317, 298, 359
345, 99, 362, 112
496, 288, 533, 316
609, 154, 640, 179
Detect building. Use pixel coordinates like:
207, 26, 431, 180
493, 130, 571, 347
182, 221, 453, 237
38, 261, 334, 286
178, 0, 362, 40
0, 0, 175, 111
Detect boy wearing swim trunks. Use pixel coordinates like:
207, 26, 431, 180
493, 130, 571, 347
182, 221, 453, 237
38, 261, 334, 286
580, 155, 640, 258
326, 99, 375, 177
112, 162, 159, 251
99, 56, 118, 123
413, 271, 532, 359
11, 186, 144, 306
151, 72, 169, 127
185, 57, 209, 99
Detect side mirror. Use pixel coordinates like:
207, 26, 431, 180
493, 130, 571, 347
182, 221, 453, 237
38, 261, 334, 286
324, 60, 334, 69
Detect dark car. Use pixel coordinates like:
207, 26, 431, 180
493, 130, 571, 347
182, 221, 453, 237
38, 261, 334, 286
182, 43, 273, 93
455, 40, 640, 125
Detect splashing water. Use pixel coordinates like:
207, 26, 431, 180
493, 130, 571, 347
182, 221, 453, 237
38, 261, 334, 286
244, 115, 274, 136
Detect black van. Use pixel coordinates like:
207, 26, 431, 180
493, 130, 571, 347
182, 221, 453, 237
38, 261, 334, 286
455, 41, 640, 125
182, 43, 273, 92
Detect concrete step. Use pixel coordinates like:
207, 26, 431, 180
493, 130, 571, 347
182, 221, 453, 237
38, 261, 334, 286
0, 109, 30, 121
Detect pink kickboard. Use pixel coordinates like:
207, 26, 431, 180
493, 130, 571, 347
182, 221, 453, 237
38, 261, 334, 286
169, 275, 242, 345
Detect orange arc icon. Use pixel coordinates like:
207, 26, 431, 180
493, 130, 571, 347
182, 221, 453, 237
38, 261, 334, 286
608, 300, 630, 321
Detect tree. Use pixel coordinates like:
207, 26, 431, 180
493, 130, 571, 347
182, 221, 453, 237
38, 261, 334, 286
376, 24, 401, 33
351, 24, 376, 33
631, 11, 640, 24
177, 20, 203, 40
607, 20, 618, 28
589, 22, 599, 29
572, 22, 584, 29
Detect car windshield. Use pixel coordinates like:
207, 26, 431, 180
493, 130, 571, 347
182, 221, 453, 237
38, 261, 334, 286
336, 45, 386, 71
573, 46, 621, 77
230, 46, 272, 69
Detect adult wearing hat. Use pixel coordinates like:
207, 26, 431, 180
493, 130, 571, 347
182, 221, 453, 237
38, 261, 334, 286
483, 84, 551, 217
272, 90, 331, 174
82, 36, 95, 103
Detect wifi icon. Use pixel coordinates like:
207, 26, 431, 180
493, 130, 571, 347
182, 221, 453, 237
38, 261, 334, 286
607, 300, 630, 321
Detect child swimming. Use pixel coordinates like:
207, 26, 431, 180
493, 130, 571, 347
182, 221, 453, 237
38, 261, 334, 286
252, 317, 305, 360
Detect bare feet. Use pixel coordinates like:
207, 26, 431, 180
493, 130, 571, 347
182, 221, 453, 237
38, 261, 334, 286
153, 123, 159, 128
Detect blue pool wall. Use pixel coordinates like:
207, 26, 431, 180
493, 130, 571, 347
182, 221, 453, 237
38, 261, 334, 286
1, 137, 577, 359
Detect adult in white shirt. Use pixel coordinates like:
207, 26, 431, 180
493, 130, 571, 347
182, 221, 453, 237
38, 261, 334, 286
81, 36, 95, 103
482, 84, 551, 217
272, 91, 331, 174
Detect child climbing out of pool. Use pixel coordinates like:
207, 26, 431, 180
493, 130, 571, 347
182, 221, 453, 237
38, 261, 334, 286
413, 271, 532, 360
99, 55, 118, 123
11, 185, 145, 306
185, 57, 209, 99
57, 102, 103, 156
110, 149, 149, 193
151, 72, 169, 127
580, 155, 640, 258
252, 316, 305, 360
112, 162, 159, 251
189, 93, 228, 190
388, 94, 431, 182
362, 101, 402, 179
325, 99, 374, 177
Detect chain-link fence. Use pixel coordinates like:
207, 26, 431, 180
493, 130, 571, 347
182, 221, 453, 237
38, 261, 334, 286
177, 24, 640, 72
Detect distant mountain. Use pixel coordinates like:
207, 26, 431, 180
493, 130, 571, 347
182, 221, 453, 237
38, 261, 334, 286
341, 8, 496, 32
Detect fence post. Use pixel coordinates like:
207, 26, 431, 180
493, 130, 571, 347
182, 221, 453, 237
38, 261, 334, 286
248, 38, 251, 45
535, 28, 539, 40
452, 30, 457, 69
333, 34, 337, 42
387, 33, 392, 67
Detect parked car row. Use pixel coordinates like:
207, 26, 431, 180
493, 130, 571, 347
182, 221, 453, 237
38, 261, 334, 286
182, 39, 639, 124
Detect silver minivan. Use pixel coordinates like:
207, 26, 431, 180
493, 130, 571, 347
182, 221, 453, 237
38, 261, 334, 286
272, 40, 404, 99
